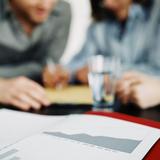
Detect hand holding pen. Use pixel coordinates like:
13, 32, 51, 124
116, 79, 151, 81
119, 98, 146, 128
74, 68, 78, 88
42, 58, 70, 89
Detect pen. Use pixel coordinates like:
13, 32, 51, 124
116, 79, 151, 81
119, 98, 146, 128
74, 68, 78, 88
46, 58, 62, 90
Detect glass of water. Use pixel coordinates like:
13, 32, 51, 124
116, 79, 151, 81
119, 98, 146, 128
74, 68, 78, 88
88, 55, 120, 111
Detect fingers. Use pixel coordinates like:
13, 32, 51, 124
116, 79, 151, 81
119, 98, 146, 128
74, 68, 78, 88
42, 66, 57, 88
9, 97, 31, 111
0, 77, 50, 110
58, 69, 70, 87
43, 76, 58, 88
26, 88, 50, 107
118, 72, 153, 107
76, 66, 89, 84
43, 74, 57, 88
13, 77, 50, 109
42, 65, 70, 88
122, 83, 143, 107
43, 80, 54, 88
16, 78, 50, 107
117, 89, 130, 104
118, 77, 144, 101
24, 78, 47, 95
116, 80, 131, 104
16, 91, 41, 109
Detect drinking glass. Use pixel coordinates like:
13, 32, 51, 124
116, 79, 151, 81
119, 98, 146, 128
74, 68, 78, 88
88, 55, 120, 111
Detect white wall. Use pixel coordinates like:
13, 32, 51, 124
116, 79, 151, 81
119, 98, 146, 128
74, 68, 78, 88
60, 0, 91, 64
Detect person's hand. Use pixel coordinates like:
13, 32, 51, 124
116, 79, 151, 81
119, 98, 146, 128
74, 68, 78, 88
43, 64, 70, 89
75, 66, 89, 84
129, 79, 160, 109
0, 77, 50, 111
117, 71, 150, 104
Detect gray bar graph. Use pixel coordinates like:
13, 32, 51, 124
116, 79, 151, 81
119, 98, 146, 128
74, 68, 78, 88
9, 157, 20, 160
0, 149, 18, 159
43, 132, 141, 153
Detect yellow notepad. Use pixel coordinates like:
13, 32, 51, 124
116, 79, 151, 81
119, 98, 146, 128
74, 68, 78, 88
45, 85, 93, 104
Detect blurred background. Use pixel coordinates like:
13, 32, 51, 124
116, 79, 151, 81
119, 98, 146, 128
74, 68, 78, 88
60, 0, 91, 64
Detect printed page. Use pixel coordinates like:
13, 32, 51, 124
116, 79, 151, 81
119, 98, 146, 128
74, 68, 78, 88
0, 114, 159, 160
0, 109, 66, 149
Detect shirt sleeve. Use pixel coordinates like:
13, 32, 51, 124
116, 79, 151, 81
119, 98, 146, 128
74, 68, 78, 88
0, 62, 44, 82
122, 63, 160, 79
121, 41, 160, 79
121, 27, 160, 78
47, 1, 71, 63
65, 23, 100, 78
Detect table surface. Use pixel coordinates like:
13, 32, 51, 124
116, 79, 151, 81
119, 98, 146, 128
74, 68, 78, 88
1, 101, 160, 122
1, 85, 159, 122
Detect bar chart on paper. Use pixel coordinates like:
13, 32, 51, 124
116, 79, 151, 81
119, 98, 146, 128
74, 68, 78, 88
0, 115, 159, 160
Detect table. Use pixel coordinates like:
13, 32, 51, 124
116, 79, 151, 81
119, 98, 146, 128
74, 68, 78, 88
1, 102, 160, 122
0, 86, 157, 122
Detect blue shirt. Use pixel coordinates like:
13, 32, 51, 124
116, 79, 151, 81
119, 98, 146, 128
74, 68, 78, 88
66, 0, 160, 80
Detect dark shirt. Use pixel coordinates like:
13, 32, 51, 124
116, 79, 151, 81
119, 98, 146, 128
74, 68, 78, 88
0, 0, 71, 82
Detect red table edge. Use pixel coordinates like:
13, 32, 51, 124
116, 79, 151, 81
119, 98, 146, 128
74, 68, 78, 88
85, 111, 160, 160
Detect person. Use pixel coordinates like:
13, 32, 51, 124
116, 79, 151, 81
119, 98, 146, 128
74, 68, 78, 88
117, 71, 160, 109
43, 0, 160, 109
0, 0, 71, 82
44, 0, 160, 85
0, 0, 71, 110
65, 0, 160, 84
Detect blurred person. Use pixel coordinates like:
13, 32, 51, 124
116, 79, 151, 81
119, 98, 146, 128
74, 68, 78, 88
0, 0, 71, 82
43, 0, 160, 110
117, 71, 160, 109
63, 0, 160, 84
0, 0, 71, 110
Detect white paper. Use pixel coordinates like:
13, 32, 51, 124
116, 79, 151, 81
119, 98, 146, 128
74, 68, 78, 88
0, 114, 159, 160
0, 109, 66, 149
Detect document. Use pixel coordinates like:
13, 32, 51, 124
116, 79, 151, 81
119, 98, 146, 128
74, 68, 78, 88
0, 109, 66, 149
0, 113, 159, 160
45, 85, 93, 104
